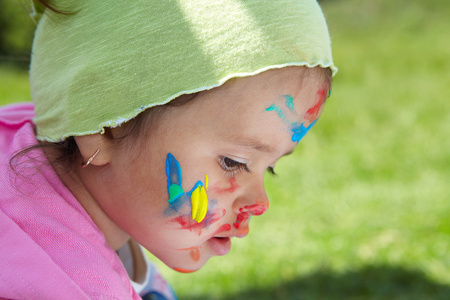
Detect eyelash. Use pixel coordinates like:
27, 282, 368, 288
218, 156, 277, 177
219, 156, 250, 176
267, 167, 277, 176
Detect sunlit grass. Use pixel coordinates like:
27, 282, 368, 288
0, 64, 30, 105
1, 0, 449, 298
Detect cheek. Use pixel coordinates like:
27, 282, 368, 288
168, 206, 226, 236
162, 154, 240, 236
211, 178, 240, 194
177, 247, 201, 262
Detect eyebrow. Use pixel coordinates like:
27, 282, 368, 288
223, 135, 294, 158
223, 134, 276, 154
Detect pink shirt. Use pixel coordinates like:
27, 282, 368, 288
0, 103, 141, 299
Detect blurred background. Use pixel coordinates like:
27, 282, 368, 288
1, 0, 449, 299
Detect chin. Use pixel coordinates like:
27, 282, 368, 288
172, 267, 200, 273
168, 255, 211, 274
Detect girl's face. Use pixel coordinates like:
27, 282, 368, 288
83, 67, 329, 273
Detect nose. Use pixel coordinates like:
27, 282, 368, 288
238, 195, 269, 216
231, 184, 269, 237
232, 181, 270, 217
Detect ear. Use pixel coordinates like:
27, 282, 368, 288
74, 134, 112, 167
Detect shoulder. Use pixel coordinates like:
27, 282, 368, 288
0, 102, 35, 131
0, 193, 138, 299
0, 102, 36, 155
0, 119, 139, 299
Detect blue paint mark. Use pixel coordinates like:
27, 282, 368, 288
164, 154, 210, 216
166, 153, 184, 203
265, 105, 285, 120
166, 153, 182, 186
166, 194, 189, 214
291, 120, 317, 143
283, 95, 296, 113
187, 180, 203, 197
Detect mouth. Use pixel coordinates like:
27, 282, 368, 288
207, 236, 231, 256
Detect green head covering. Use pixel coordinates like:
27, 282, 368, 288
30, 0, 337, 142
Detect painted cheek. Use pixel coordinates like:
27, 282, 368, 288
170, 208, 226, 236
164, 153, 211, 224
190, 182, 209, 223
190, 248, 201, 262
166, 153, 184, 203
178, 247, 201, 262
212, 178, 240, 194
213, 224, 232, 236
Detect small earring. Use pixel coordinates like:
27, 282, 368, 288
81, 149, 101, 168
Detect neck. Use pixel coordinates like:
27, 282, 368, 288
45, 148, 130, 250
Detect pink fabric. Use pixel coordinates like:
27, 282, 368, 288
0, 103, 141, 299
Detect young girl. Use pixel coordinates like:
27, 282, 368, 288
0, 0, 336, 299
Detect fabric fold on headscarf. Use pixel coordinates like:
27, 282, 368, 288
30, 0, 337, 142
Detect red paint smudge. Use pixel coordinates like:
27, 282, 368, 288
240, 204, 268, 216
212, 178, 240, 194
177, 246, 201, 262
305, 86, 328, 123
173, 267, 197, 273
170, 209, 226, 235
213, 224, 232, 236
190, 248, 200, 262
233, 212, 250, 229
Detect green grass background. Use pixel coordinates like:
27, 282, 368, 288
1, 0, 449, 299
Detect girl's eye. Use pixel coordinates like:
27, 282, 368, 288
266, 167, 277, 176
219, 156, 250, 175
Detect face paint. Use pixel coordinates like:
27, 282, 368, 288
233, 212, 250, 238
170, 207, 225, 236
212, 178, 240, 194
233, 212, 249, 229
166, 153, 184, 203
266, 93, 325, 144
305, 87, 328, 123
190, 183, 208, 223
213, 224, 232, 236
233, 200, 268, 232
178, 247, 201, 262
283, 95, 297, 113
290, 120, 317, 143
173, 267, 196, 273
165, 153, 210, 223
265, 104, 286, 120
190, 248, 201, 262
240, 204, 268, 216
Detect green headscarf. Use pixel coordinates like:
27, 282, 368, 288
30, 0, 337, 142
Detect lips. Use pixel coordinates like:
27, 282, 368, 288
207, 237, 231, 256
